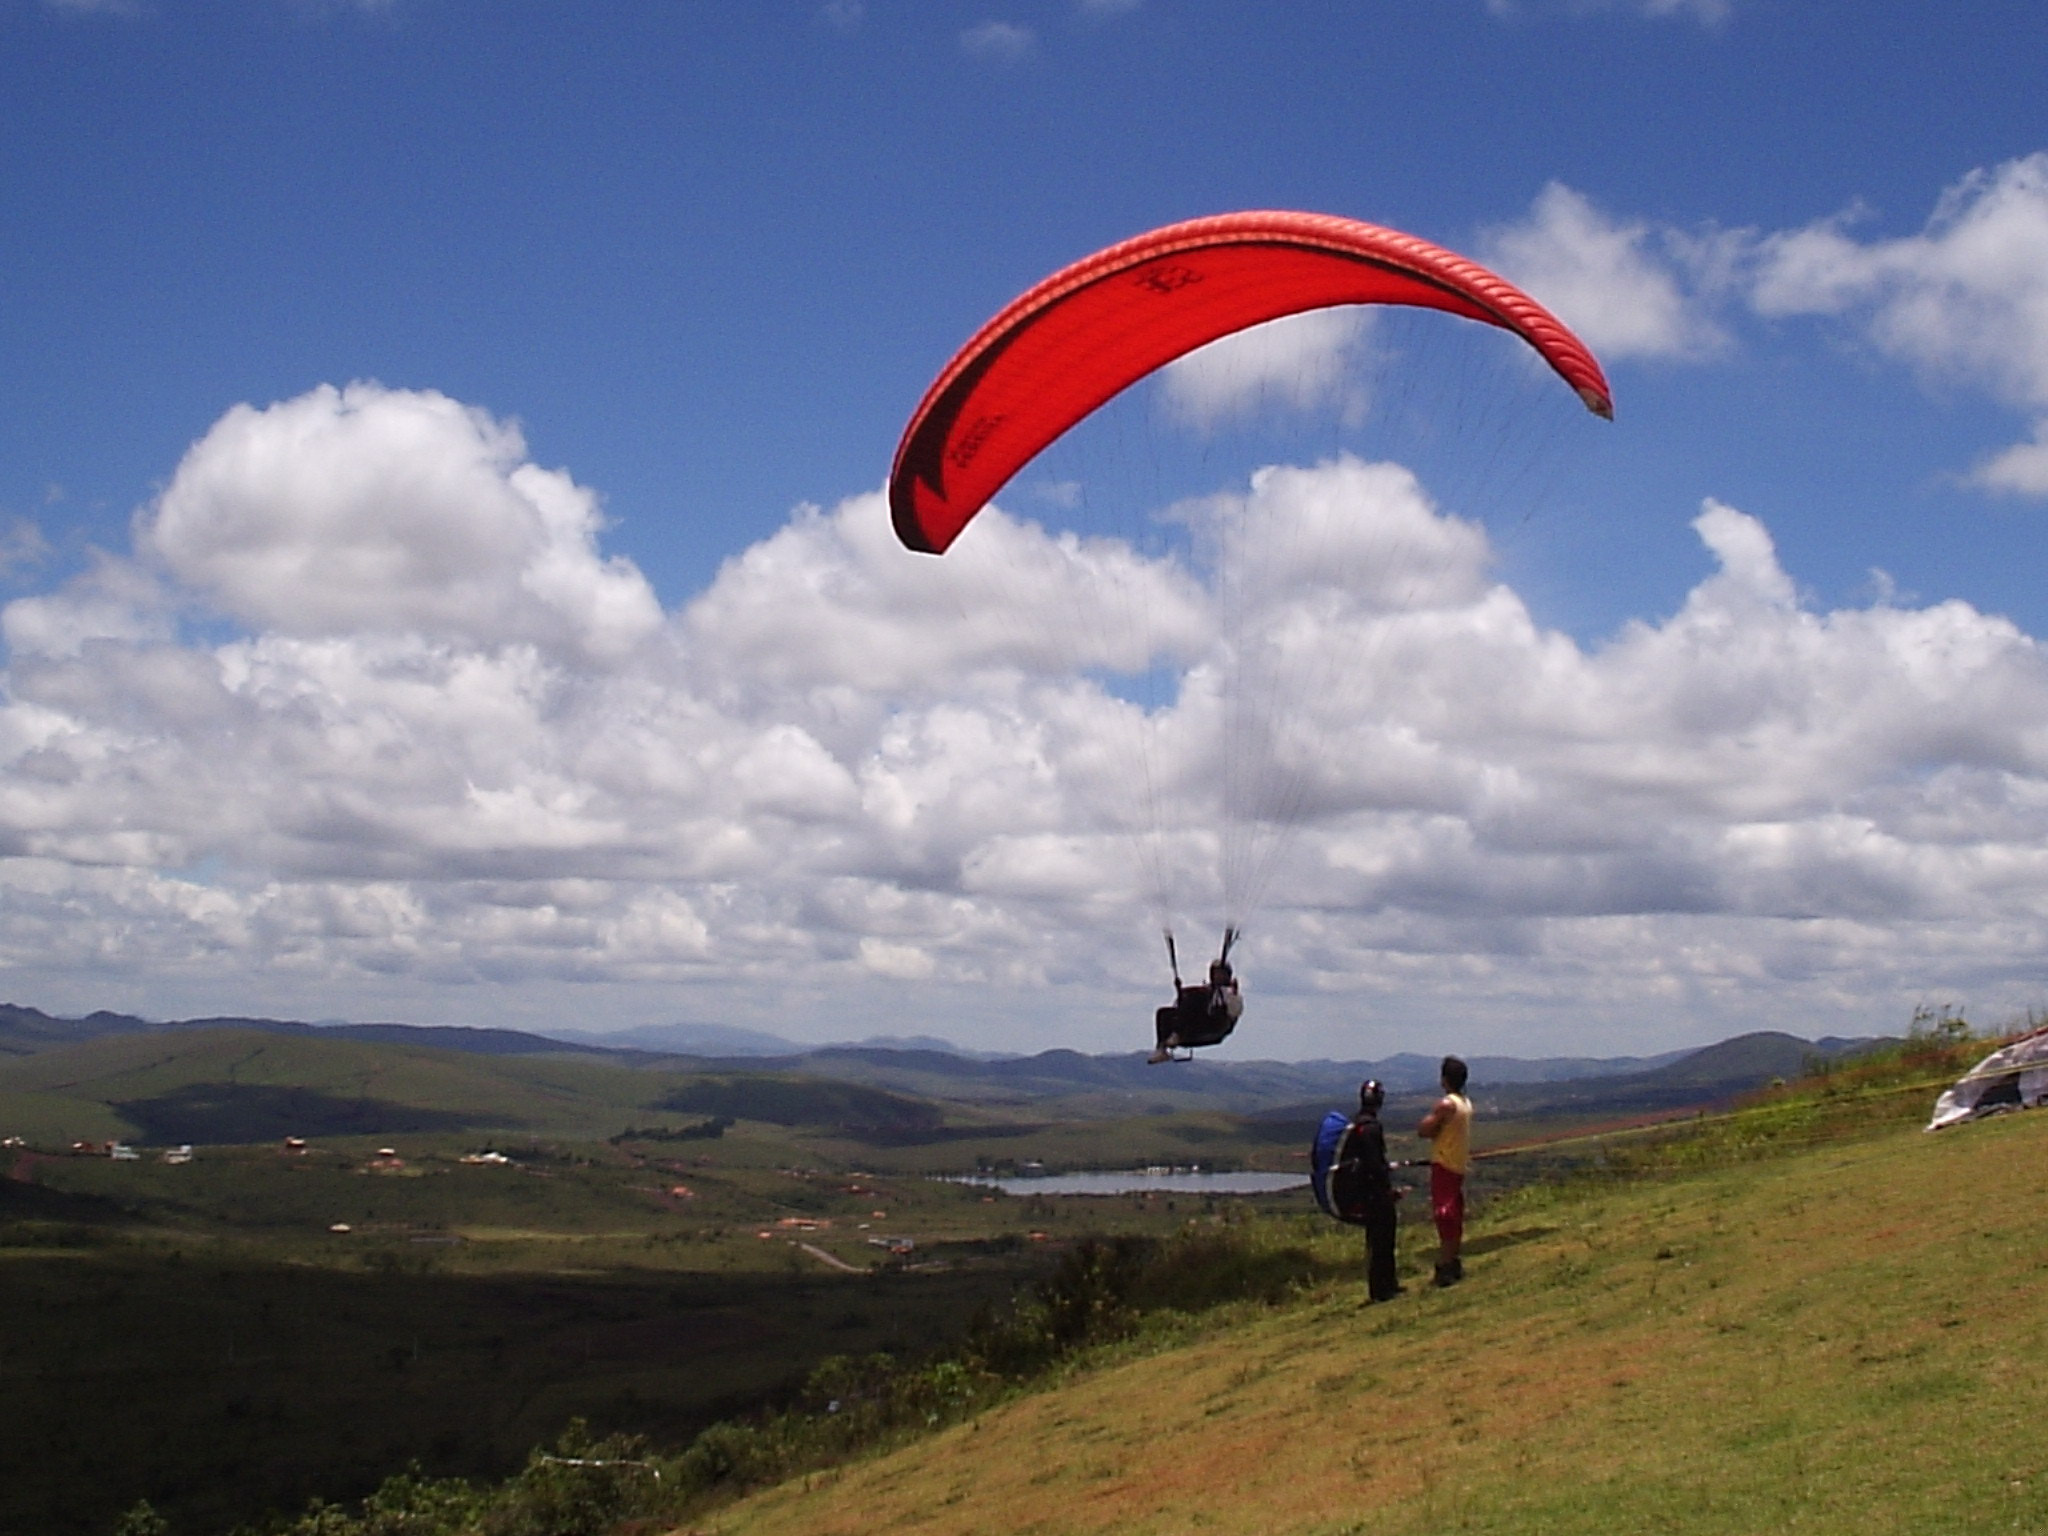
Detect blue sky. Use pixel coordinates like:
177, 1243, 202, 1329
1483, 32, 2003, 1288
5, 0, 2048, 1059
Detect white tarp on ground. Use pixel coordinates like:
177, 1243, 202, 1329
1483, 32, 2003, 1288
1927, 1028, 2048, 1130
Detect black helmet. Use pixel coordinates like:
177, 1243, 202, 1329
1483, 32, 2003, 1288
1358, 1079, 1385, 1112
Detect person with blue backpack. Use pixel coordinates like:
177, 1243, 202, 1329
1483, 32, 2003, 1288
1311, 1079, 1403, 1303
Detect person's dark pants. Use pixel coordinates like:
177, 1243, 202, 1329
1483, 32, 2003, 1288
1155, 1005, 1182, 1047
1363, 1199, 1399, 1300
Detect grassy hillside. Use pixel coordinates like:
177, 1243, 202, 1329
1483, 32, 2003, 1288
701, 1107, 2048, 1536
0, 1027, 684, 1145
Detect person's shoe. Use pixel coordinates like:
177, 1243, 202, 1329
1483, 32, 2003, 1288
1433, 1262, 1461, 1288
1146, 1047, 1172, 1064
1368, 1286, 1405, 1304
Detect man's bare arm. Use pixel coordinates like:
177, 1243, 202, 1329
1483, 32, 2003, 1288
1417, 1096, 1452, 1140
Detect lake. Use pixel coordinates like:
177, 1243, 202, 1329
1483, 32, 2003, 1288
948, 1170, 1307, 1197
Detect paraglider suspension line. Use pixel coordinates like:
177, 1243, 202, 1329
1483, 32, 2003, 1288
1164, 924, 1238, 989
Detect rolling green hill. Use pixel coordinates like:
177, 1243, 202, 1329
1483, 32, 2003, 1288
0, 1000, 665, 1064
700, 1108, 2048, 1536
0, 1019, 1868, 1178
3, 1001, 1888, 1127
0, 1029, 1068, 1153
0, 1027, 673, 1144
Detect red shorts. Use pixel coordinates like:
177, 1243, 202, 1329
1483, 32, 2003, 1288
1430, 1164, 1465, 1244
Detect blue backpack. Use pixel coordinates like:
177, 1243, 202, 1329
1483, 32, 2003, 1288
1310, 1110, 1367, 1226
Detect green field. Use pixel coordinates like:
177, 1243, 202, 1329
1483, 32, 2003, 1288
0, 1045, 1309, 1536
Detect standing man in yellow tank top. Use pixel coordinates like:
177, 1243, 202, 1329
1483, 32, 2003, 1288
1417, 1056, 1472, 1288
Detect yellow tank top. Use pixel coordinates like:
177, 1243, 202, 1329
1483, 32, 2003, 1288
1432, 1093, 1473, 1174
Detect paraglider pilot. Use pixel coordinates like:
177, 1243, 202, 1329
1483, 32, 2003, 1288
1341, 1079, 1403, 1302
1148, 931, 1243, 1063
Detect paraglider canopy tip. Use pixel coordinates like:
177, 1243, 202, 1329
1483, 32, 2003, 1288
1578, 385, 1615, 420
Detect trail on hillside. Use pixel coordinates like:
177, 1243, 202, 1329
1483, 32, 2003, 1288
798, 1242, 865, 1273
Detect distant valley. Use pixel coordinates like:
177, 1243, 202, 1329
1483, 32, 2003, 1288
0, 998, 1885, 1148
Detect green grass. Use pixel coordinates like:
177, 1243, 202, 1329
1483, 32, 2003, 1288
705, 1098, 2048, 1536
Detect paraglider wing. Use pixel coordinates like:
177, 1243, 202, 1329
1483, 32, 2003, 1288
1310, 1109, 1367, 1226
890, 210, 1614, 555
1927, 1026, 2048, 1130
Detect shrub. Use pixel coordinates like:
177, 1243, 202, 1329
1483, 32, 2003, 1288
485, 1422, 667, 1536
111, 1503, 170, 1536
674, 1419, 793, 1495
255, 1426, 670, 1536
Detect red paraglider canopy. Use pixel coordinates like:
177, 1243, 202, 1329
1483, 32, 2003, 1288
890, 210, 1613, 555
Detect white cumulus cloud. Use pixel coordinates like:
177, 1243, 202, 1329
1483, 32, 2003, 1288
143, 383, 662, 660
1480, 159, 2048, 501
1751, 154, 2048, 497
9, 387, 2048, 1054
1484, 183, 1728, 361
1160, 310, 1375, 429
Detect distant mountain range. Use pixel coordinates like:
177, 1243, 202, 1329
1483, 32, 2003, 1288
0, 1002, 653, 1063
507, 1022, 1867, 1089
0, 1006, 1014, 1067
545, 1021, 1012, 1060
0, 1000, 1885, 1123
